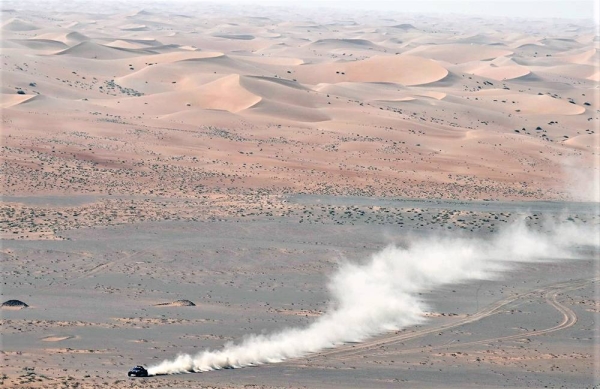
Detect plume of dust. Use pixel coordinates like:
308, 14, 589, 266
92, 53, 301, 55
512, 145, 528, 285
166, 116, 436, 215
562, 157, 600, 203
148, 221, 598, 376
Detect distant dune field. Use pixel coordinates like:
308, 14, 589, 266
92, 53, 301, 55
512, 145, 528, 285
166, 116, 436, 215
2, 3, 597, 216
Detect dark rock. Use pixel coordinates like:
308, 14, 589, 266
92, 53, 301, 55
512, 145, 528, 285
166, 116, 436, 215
2, 299, 29, 308
155, 299, 195, 307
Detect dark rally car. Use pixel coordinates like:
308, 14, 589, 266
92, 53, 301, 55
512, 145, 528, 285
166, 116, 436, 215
128, 366, 148, 377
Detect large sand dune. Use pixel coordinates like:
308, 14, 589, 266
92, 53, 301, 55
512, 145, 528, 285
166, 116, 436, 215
34, 31, 90, 45
2, 17, 39, 31
54, 41, 153, 59
308, 38, 388, 51
403, 44, 513, 64
294, 55, 449, 85
9, 38, 69, 51
1, 93, 37, 108
458, 56, 531, 80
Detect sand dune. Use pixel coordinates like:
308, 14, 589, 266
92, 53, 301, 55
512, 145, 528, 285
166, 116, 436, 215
3, 94, 91, 112
166, 35, 274, 53
450, 33, 505, 46
129, 9, 154, 17
115, 52, 258, 82
34, 31, 90, 45
98, 73, 261, 114
240, 76, 322, 108
157, 105, 244, 125
105, 39, 158, 50
54, 41, 154, 59
121, 24, 149, 31
308, 38, 386, 50
508, 37, 542, 48
315, 81, 410, 101
555, 48, 598, 65
375, 97, 417, 105
513, 43, 557, 57
475, 91, 586, 115
316, 81, 446, 104
539, 37, 582, 51
536, 63, 598, 80
113, 53, 226, 93
564, 133, 600, 151
4, 91, 118, 115
2, 17, 39, 31
235, 55, 304, 66
247, 99, 330, 122
0, 40, 22, 49
391, 23, 417, 30
459, 57, 531, 80
148, 44, 189, 53
473, 65, 531, 81
103, 72, 326, 119
175, 54, 272, 76
294, 55, 448, 85
587, 70, 600, 81
141, 50, 223, 63
120, 38, 163, 46
194, 74, 262, 112
9, 38, 68, 51
213, 34, 255, 40
402, 44, 512, 64
1, 93, 37, 108
149, 73, 325, 117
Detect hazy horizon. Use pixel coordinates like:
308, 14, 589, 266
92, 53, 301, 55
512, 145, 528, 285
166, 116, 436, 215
214, 0, 597, 21
2, 0, 597, 21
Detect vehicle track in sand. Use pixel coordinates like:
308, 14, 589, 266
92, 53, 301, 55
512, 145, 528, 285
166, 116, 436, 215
66, 245, 162, 283
291, 277, 597, 364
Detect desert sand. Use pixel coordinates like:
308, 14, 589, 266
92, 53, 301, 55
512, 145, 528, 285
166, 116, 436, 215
1, 1, 599, 388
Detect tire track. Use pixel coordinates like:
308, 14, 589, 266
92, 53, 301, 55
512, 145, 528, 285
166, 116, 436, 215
291, 277, 596, 364
71, 245, 162, 281
374, 281, 583, 358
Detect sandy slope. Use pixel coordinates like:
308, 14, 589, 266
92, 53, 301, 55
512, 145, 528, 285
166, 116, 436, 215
2, 17, 39, 31
402, 43, 513, 64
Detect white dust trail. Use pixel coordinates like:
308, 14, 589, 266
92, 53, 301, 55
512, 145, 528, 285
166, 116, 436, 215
148, 221, 598, 375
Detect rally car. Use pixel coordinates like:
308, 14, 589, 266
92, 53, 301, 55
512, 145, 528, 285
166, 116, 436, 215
128, 366, 148, 377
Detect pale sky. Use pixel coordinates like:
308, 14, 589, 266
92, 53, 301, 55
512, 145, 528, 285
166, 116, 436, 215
184, 0, 597, 21
7, 0, 598, 22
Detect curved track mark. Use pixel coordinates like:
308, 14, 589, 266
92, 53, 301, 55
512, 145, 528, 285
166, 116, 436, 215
292, 277, 596, 363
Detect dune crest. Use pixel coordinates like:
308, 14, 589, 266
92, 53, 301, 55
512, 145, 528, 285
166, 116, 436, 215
54, 41, 146, 59
196, 74, 262, 112
1, 93, 38, 108
2, 18, 39, 31
34, 31, 90, 45
403, 44, 513, 64
295, 55, 448, 85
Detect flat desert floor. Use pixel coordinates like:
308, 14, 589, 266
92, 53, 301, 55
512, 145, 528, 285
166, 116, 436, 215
1, 1, 599, 388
